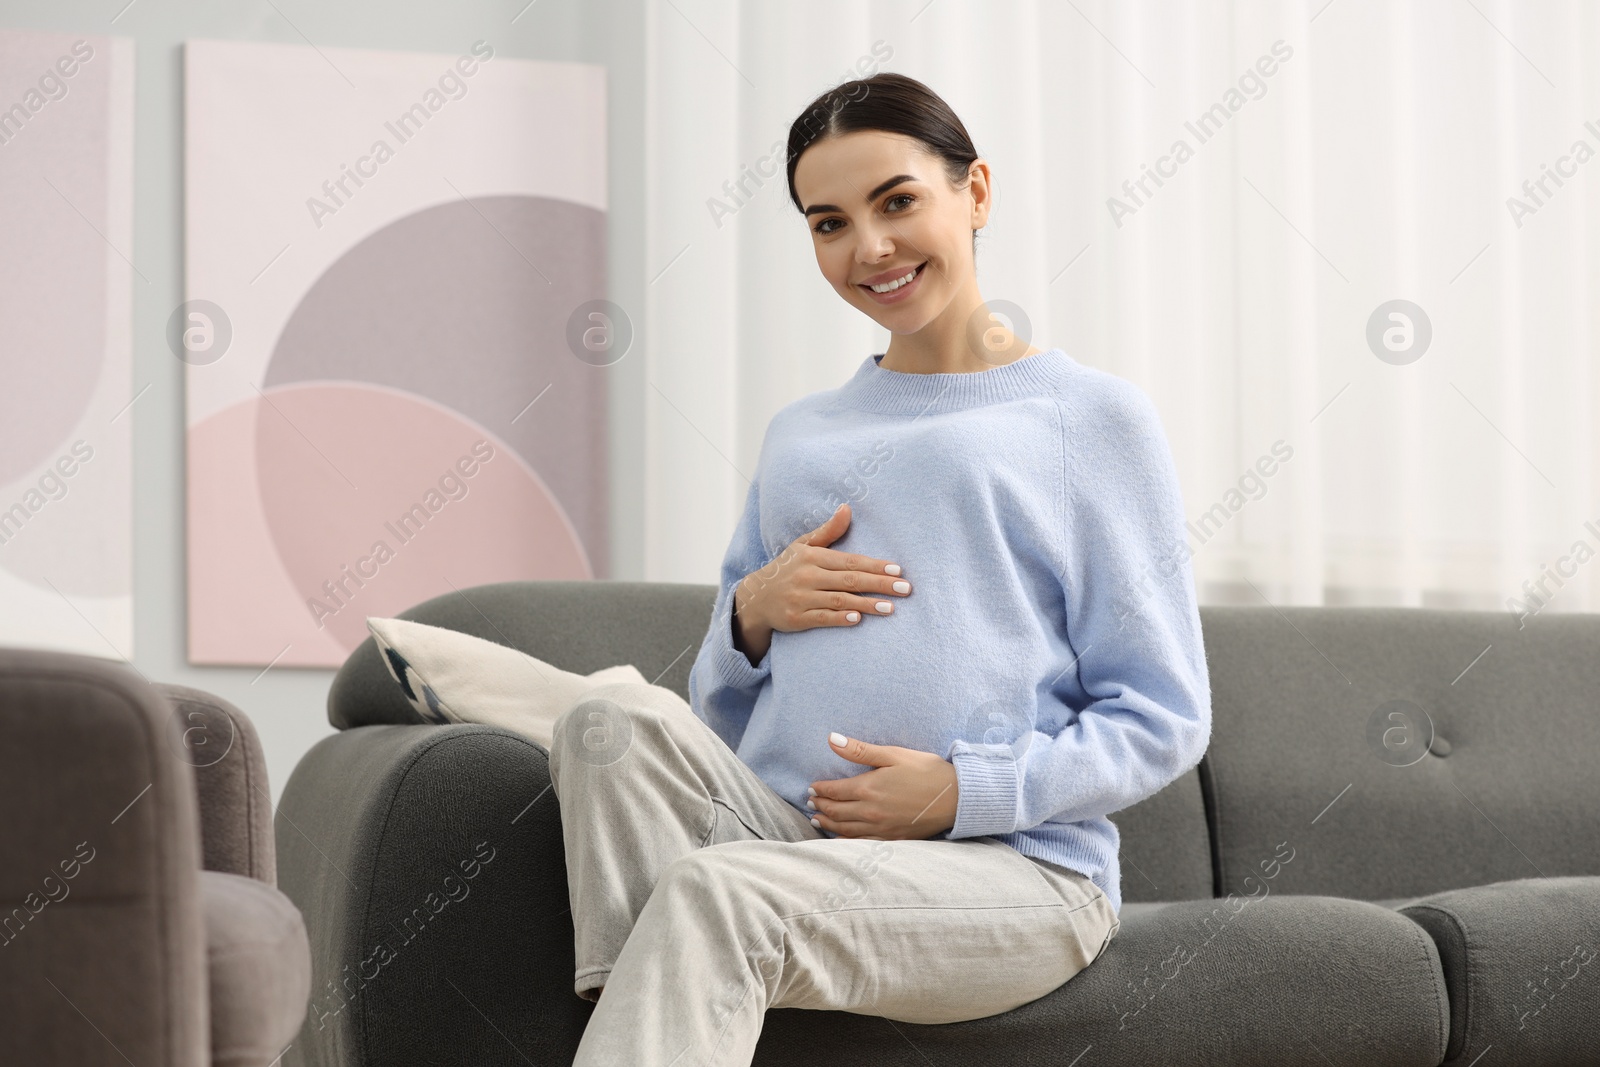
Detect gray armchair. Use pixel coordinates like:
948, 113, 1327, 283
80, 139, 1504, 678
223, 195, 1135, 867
275, 580, 1600, 1066
0, 647, 312, 1067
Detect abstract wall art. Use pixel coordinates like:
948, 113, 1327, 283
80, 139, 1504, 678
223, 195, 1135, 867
183, 39, 608, 667
0, 28, 135, 658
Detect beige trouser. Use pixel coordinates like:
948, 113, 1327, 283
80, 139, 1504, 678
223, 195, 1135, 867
546, 680, 1119, 1067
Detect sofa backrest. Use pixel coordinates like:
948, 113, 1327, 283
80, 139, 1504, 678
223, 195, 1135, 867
339, 585, 1600, 903
1198, 605, 1600, 901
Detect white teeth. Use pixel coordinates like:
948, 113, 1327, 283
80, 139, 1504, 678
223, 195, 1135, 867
868, 265, 920, 293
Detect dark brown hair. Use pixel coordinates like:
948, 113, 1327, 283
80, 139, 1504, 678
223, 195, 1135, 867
785, 73, 981, 252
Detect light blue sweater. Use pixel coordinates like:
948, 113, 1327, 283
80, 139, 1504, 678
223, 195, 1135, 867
686, 347, 1212, 914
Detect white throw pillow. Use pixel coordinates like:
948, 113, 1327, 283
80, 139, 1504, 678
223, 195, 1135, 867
366, 615, 647, 750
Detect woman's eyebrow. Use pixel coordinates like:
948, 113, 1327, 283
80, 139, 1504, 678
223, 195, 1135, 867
803, 174, 919, 217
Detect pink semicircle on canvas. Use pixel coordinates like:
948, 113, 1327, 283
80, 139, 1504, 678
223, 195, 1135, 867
252, 382, 591, 660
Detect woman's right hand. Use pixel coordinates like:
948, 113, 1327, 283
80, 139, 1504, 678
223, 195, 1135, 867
732, 503, 911, 664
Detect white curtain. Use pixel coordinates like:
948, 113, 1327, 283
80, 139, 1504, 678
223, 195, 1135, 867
642, 0, 1600, 620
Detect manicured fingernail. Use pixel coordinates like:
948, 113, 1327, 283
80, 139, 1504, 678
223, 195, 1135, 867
810, 817, 821, 828
829, 732, 847, 747
845, 611, 860, 622
876, 601, 892, 613
893, 581, 910, 593
806, 798, 816, 809
807, 786, 817, 796
885, 564, 901, 576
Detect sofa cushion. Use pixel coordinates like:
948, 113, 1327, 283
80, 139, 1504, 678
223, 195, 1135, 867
201, 870, 312, 1067
1115, 900, 1179, 922
1108, 765, 1214, 905
330, 581, 713, 729
1199, 606, 1600, 900
365, 615, 644, 747
758, 893, 1449, 1065
1399, 876, 1600, 1066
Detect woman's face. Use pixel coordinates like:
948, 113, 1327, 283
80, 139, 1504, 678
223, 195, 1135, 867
793, 130, 987, 335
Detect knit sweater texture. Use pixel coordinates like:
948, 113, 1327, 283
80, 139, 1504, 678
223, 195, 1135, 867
686, 347, 1212, 914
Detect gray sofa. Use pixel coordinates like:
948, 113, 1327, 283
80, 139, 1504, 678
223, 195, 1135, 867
275, 580, 1600, 1066
0, 646, 313, 1067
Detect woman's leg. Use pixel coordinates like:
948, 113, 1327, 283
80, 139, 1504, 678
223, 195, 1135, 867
547, 680, 821, 1002
569, 833, 1119, 1066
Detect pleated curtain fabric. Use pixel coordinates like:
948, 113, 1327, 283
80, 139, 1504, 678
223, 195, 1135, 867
641, 0, 1600, 616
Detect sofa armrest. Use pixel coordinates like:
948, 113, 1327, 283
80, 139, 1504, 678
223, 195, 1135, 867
0, 647, 209, 1067
275, 723, 589, 1067
153, 682, 277, 885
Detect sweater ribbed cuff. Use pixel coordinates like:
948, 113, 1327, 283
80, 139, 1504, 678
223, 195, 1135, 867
713, 602, 771, 689
947, 746, 1021, 838
714, 640, 769, 689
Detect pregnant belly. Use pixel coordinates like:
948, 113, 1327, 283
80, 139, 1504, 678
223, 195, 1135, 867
769, 620, 971, 747
735, 604, 1049, 813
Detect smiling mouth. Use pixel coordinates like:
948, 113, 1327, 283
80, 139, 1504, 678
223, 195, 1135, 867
860, 262, 926, 294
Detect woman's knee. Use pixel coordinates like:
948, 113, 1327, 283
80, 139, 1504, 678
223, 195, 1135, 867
553, 696, 633, 768
552, 683, 683, 766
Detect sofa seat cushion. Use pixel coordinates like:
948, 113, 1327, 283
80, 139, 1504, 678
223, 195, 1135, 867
1115, 900, 1183, 922
758, 893, 1449, 1066
201, 870, 312, 1067
1399, 876, 1600, 1066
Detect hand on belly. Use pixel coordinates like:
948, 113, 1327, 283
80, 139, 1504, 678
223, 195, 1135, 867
802, 731, 959, 840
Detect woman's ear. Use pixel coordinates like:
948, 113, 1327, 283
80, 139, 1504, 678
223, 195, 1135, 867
967, 159, 995, 227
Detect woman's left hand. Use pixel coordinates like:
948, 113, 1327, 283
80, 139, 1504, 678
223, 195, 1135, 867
807, 733, 959, 840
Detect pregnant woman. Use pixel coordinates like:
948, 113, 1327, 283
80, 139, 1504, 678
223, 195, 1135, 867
549, 71, 1212, 1065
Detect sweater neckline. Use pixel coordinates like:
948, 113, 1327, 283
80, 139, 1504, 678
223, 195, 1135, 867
835, 347, 1072, 415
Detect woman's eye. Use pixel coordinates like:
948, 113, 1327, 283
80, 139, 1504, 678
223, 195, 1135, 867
812, 195, 914, 236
